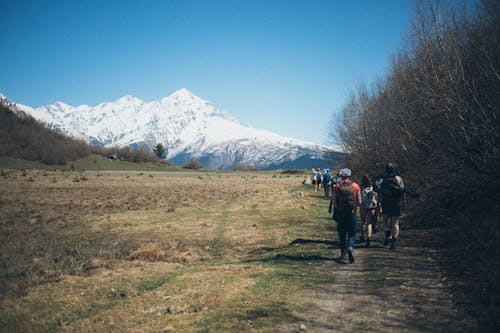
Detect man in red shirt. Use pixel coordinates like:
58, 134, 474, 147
329, 168, 361, 264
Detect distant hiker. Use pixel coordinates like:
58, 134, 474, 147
375, 163, 406, 250
332, 170, 342, 186
359, 174, 378, 247
315, 168, 323, 192
329, 168, 361, 264
311, 168, 318, 191
322, 169, 332, 197
330, 170, 342, 220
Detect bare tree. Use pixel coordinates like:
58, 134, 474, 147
330, 1, 500, 327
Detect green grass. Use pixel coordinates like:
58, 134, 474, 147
195, 261, 334, 332
137, 274, 177, 294
0, 157, 57, 170
0, 154, 185, 172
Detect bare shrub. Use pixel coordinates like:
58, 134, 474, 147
234, 164, 258, 171
183, 158, 203, 170
93, 144, 158, 163
331, 1, 500, 328
281, 169, 305, 175
82, 258, 105, 272
0, 104, 91, 164
129, 243, 166, 262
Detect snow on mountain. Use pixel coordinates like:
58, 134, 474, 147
0, 93, 29, 118
7, 89, 339, 169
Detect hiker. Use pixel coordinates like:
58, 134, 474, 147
377, 163, 406, 250
359, 174, 378, 247
311, 168, 317, 191
329, 168, 361, 264
315, 168, 323, 192
330, 170, 342, 222
322, 169, 332, 197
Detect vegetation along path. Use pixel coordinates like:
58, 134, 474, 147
0, 170, 474, 332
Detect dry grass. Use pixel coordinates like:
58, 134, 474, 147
0, 170, 325, 332
0, 170, 468, 332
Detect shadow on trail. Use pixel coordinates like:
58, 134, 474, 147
246, 238, 350, 265
289, 238, 336, 246
291, 231, 476, 333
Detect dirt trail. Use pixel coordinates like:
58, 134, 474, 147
285, 226, 475, 333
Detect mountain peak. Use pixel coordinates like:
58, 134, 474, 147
169, 88, 197, 100
115, 95, 143, 104
53, 101, 71, 108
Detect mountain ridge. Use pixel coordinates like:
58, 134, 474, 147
2, 89, 343, 169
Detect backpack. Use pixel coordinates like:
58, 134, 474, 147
322, 172, 332, 184
376, 175, 403, 199
360, 186, 376, 209
336, 181, 357, 212
316, 171, 322, 181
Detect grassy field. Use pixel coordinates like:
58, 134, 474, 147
0, 154, 187, 172
0, 169, 336, 332
0, 169, 474, 332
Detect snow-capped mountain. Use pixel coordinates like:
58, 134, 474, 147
0, 93, 29, 118
4, 89, 341, 169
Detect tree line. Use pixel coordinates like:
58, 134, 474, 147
331, 0, 499, 328
0, 105, 90, 164
0, 104, 163, 165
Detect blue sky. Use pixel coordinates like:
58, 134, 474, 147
1, 0, 414, 145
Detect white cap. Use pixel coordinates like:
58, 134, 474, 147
339, 168, 352, 177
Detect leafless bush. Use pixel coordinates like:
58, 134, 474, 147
0, 105, 91, 164
93, 144, 158, 163
183, 158, 204, 170
234, 164, 258, 171
332, 0, 499, 327
281, 169, 304, 175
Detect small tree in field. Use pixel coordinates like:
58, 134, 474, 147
153, 143, 166, 160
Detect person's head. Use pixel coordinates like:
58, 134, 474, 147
339, 168, 351, 179
385, 162, 398, 176
361, 173, 372, 188
316, 168, 321, 172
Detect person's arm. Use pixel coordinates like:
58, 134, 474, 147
398, 176, 407, 212
329, 185, 337, 213
329, 190, 334, 213
356, 187, 362, 207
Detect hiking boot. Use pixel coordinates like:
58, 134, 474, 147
383, 231, 390, 246
366, 238, 371, 248
347, 248, 355, 264
389, 238, 396, 250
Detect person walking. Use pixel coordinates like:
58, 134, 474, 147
315, 168, 323, 192
377, 163, 406, 250
329, 168, 361, 263
322, 169, 332, 198
359, 174, 377, 247
311, 168, 318, 191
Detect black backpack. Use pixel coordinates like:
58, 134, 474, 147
374, 174, 420, 199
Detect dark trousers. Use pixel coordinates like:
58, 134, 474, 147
336, 210, 357, 254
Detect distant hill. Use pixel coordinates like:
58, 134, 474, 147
0, 97, 90, 164
12, 89, 344, 170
